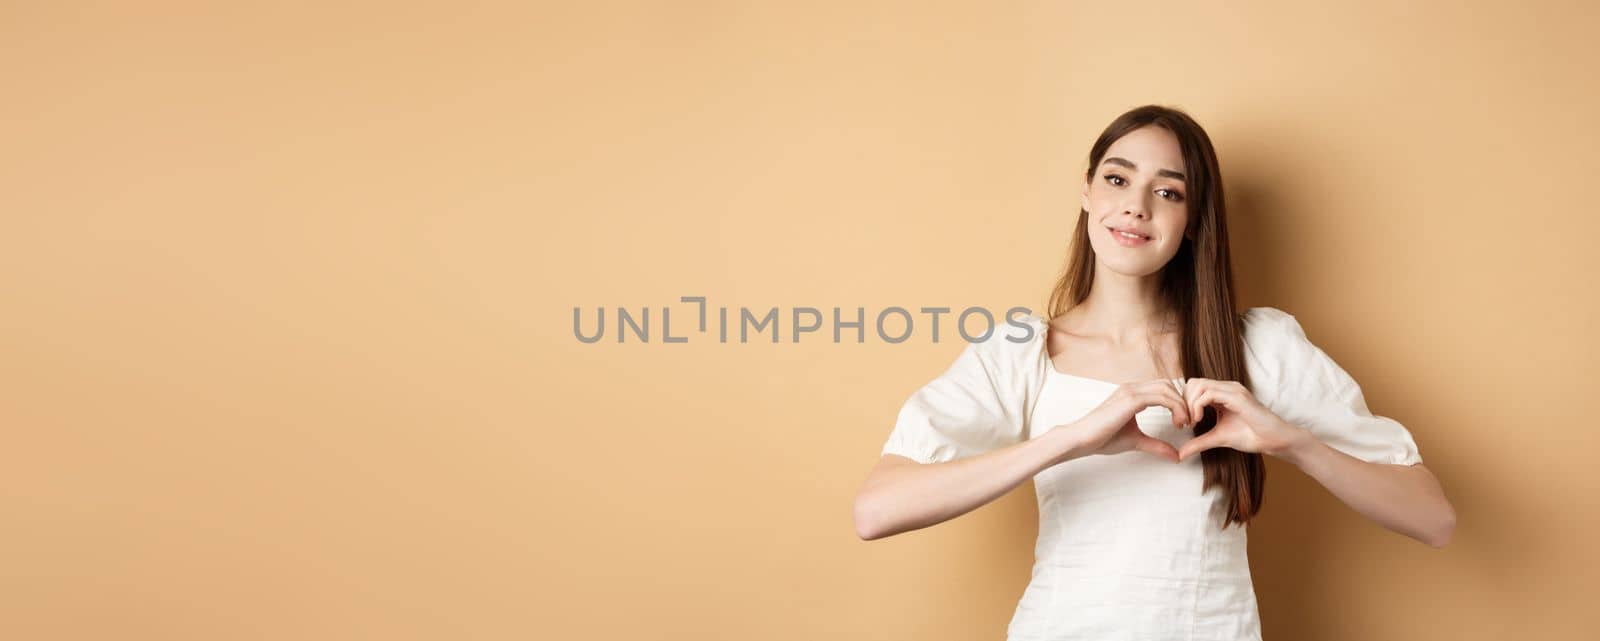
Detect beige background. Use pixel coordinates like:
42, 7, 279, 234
3, 1, 1596, 639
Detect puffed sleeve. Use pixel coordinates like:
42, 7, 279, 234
879, 331, 1035, 464
1242, 307, 1424, 466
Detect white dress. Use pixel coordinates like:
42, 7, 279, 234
878, 306, 1424, 640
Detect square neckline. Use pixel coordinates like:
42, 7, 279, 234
1035, 315, 1185, 388
1044, 357, 1185, 388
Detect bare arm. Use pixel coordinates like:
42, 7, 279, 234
853, 427, 1086, 540
856, 380, 1193, 541
1274, 432, 1456, 548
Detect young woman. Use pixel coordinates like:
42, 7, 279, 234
851, 105, 1456, 640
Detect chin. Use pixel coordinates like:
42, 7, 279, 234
1088, 243, 1160, 270
1095, 257, 1167, 278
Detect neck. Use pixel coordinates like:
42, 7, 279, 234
1071, 268, 1173, 347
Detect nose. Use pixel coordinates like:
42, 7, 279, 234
1122, 194, 1150, 219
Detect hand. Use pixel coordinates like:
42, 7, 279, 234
1176, 378, 1310, 462
1057, 379, 1194, 463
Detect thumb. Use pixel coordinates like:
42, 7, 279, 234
1178, 431, 1226, 462
1133, 434, 1180, 463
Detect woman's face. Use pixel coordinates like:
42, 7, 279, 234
1081, 125, 1191, 277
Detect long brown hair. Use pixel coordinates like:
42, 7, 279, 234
1045, 104, 1263, 529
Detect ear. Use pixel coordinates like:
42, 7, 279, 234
1079, 178, 1090, 212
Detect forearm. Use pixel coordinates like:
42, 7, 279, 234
1273, 431, 1456, 548
855, 428, 1086, 540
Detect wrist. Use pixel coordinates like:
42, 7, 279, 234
1040, 424, 1090, 466
1267, 423, 1323, 467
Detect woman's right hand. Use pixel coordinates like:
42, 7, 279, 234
1053, 379, 1193, 463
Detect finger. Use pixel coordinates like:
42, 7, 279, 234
1145, 382, 1193, 426
1178, 430, 1226, 462
1134, 388, 1190, 429
1192, 382, 1243, 422
1195, 386, 1243, 419
1225, 381, 1263, 409
1167, 382, 1194, 427
1151, 383, 1192, 428
1191, 387, 1212, 425
1184, 379, 1207, 426
1133, 434, 1180, 463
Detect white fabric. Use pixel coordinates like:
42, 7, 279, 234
879, 306, 1424, 640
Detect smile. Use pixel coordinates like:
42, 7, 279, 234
1108, 227, 1151, 247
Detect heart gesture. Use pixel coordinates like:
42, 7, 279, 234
1177, 378, 1308, 462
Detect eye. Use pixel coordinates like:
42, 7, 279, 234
1104, 174, 1126, 187
1157, 188, 1184, 202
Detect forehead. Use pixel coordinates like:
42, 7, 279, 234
1101, 125, 1185, 173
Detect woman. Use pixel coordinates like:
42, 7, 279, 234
851, 105, 1456, 640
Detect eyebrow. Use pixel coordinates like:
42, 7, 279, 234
1102, 156, 1186, 181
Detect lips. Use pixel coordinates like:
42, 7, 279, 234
1108, 226, 1151, 241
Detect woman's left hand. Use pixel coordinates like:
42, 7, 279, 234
1176, 378, 1311, 462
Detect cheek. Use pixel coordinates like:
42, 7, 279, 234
1158, 203, 1189, 232
1083, 189, 1113, 214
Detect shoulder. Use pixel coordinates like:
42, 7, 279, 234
967, 310, 1049, 365
1240, 305, 1309, 352
930, 311, 1049, 386
1240, 305, 1298, 334
1238, 306, 1309, 396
